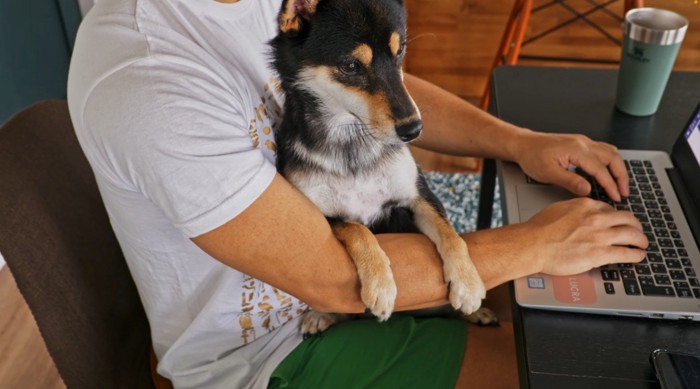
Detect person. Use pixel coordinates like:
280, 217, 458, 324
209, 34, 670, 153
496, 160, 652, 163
67, 0, 648, 388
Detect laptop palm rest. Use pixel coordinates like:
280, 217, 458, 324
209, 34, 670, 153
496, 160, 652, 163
516, 185, 576, 222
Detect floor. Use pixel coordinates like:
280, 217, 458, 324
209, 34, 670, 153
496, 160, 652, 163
1, 1, 698, 387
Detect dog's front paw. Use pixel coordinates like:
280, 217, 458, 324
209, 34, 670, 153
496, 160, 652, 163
442, 242, 486, 315
300, 311, 349, 336
465, 307, 499, 326
359, 253, 397, 322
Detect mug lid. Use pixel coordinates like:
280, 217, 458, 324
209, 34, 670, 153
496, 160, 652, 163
625, 8, 688, 45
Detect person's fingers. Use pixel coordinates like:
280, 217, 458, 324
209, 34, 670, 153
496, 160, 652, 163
575, 154, 622, 202
546, 168, 591, 197
603, 225, 649, 249
600, 146, 630, 198
594, 245, 646, 267
590, 209, 643, 230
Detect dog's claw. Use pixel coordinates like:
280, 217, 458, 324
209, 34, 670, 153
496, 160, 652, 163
300, 311, 349, 335
465, 307, 500, 326
442, 242, 487, 316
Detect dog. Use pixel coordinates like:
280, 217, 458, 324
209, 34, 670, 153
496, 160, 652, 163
270, 0, 495, 334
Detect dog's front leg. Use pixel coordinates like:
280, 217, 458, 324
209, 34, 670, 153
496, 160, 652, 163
331, 220, 397, 321
411, 198, 486, 315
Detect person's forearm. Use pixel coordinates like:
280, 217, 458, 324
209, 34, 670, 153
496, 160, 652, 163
385, 223, 539, 310
404, 73, 532, 161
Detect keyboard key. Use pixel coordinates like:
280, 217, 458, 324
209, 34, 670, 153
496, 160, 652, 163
629, 196, 642, 204
664, 213, 674, 222
647, 253, 663, 262
655, 190, 665, 197
645, 232, 655, 242
620, 269, 636, 280
646, 168, 656, 175
686, 268, 696, 277
662, 248, 678, 258
651, 219, 666, 228
649, 176, 658, 182
635, 265, 651, 275
671, 230, 681, 239
644, 200, 659, 209
651, 263, 667, 274
639, 183, 652, 191
632, 168, 646, 175
661, 206, 671, 213
643, 160, 652, 167
690, 278, 700, 287
641, 191, 655, 200
666, 259, 682, 269
601, 269, 620, 281
655, 275, 672, 285
668, 222, 678, 230
681, 258, 692, 267
676, 288, 693, 298
641, 284, 675, 297
678, 249, 688, 257
647, 243, 660, 252
623, 279, 641, 295
652, 183, 661, 190
658, 239, 673, 248
631, 160, 643, 167
604, 282, 615, 295
658, 198, 667, 205
693, 288, 700, 299
670, 270, 686, 280
648, 209, 662, 218
675, 239, 685, 248
655, 228, 670, 237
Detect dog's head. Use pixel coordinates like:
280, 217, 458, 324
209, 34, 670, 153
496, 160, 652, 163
271, 0, 422, 144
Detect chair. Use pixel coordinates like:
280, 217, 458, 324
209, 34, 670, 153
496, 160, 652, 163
475, 0, 644, 230
480, 0, 644, 110
0, 100, 170, 388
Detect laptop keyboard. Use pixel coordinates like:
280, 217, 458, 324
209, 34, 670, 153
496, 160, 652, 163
581, 159, 699, 299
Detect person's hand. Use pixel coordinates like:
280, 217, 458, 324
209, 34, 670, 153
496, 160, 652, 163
524, 198, 648, 275
513, 131, 629, 202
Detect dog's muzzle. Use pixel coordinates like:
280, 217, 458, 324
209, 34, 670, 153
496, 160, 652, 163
395, 120, 423, 142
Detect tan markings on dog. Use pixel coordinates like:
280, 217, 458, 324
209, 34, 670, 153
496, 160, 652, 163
389, 32, 401, 56
279, 0, 320, 33
411, 198, 463, 257
347, 87, 394, 138
333, 221, 388, 278
332, 221, 396, 319
352, 44, 373, 67
412, 197, 486, 313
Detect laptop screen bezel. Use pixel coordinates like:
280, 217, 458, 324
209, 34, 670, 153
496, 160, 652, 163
671, 101, 700, 210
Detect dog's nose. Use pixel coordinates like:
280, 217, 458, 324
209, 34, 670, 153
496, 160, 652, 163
396, 120, 423, 142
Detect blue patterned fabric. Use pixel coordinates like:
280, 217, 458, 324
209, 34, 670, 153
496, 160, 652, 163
423, 172, 503, 233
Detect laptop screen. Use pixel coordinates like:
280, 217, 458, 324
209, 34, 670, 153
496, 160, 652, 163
684, 108, 700, 163
672, 102, 700, 227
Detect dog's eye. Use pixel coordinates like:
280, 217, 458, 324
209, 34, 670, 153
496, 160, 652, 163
338, 60, 362, 76
397, 42, 406, 57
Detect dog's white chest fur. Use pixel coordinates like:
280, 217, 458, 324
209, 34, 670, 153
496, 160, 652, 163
290, 147, 419, 225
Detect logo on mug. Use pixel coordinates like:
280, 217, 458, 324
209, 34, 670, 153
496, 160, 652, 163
627, 45, 650, 63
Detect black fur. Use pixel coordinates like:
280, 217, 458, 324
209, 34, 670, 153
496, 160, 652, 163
270, 0, 442, 233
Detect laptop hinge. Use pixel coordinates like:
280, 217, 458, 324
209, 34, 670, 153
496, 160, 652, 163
667, 168, 700, 248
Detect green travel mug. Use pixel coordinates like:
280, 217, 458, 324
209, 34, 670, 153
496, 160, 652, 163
615, 8, 688, 117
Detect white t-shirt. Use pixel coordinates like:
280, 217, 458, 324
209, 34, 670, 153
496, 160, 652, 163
67, 0, 307, 387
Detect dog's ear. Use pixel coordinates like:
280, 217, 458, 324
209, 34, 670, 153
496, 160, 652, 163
279, 0, 320, 33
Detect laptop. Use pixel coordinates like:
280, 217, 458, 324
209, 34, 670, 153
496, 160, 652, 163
499, 102, 700, 321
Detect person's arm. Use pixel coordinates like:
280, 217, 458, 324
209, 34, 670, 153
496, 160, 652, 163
404, 73, 629, 202
192, 174, 647, 314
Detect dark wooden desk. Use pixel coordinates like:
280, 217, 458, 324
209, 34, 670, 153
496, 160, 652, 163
490, 66, 700, 389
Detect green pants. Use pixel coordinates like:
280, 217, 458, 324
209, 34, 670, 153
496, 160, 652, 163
269, 315, 468, 389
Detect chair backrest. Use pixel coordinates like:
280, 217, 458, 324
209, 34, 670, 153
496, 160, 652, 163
0, 100, 154, 388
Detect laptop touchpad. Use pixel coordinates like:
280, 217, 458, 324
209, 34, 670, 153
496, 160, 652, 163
516, 185, 577, 222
